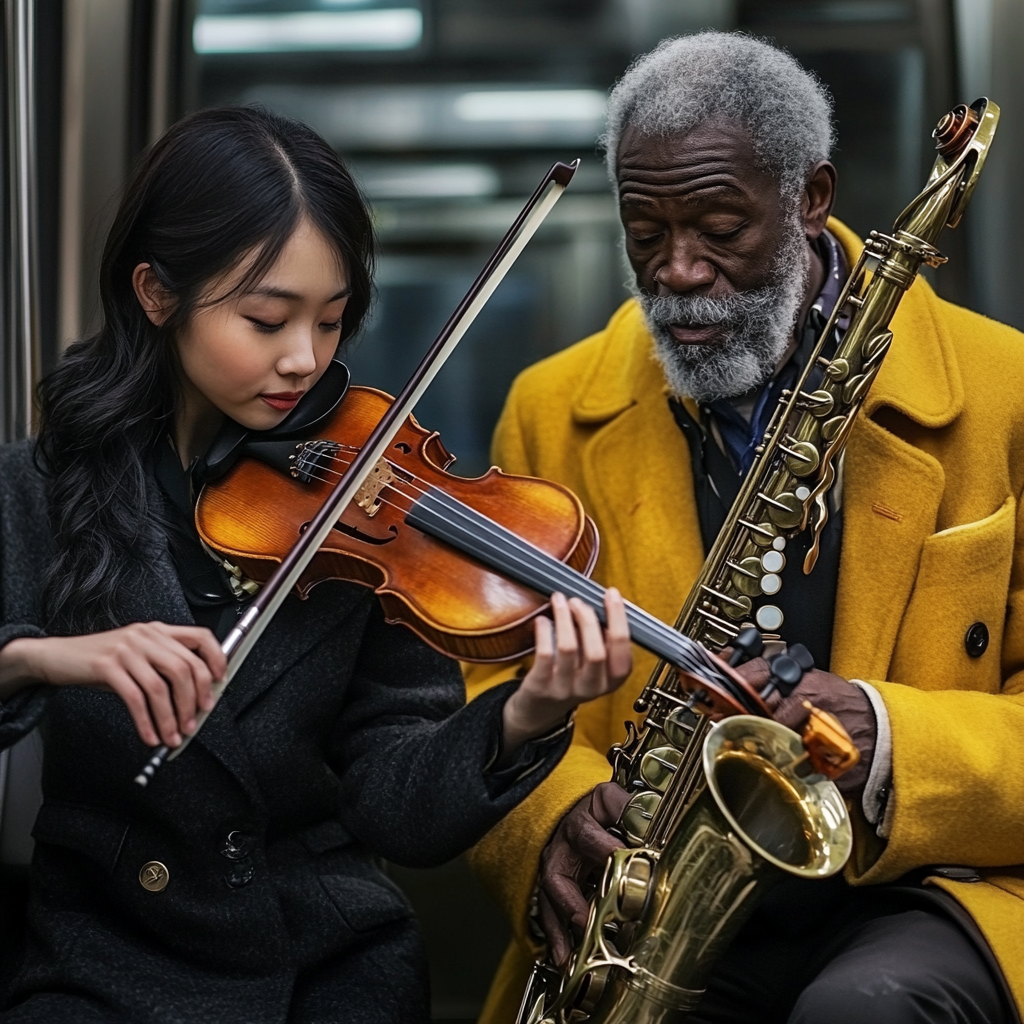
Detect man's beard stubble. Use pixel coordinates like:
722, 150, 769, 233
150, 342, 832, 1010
631, 219, 812, 405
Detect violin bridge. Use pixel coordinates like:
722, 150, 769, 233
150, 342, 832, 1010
354, 458, 395, 518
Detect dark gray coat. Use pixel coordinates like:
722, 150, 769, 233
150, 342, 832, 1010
0, 441, 567, 1023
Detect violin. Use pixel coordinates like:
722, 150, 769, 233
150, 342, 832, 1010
196, 383, 600, 664
196, 378, 766, 718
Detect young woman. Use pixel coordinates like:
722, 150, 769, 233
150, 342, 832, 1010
0, 107, 630, 1023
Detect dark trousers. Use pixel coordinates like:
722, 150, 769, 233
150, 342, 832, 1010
692, 879, 1011, 1024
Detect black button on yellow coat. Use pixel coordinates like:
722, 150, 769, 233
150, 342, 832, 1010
965, 622, 989, 658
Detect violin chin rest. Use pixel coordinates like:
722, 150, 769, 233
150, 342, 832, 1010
197, 357, 351, 483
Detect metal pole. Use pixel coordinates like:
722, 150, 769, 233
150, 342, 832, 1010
5, 0, 40, 439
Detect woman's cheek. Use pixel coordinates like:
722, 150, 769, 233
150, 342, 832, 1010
213, 330, 276, 403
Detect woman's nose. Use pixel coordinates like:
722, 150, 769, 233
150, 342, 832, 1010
276, 330, 319, 378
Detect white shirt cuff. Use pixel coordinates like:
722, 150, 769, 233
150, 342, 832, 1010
851, 679, 893, 837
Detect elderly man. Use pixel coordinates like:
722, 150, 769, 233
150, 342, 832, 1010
465, 32, 1024, 1024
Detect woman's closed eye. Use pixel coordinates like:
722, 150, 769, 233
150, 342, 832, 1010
247, 316, 285, 333
319, 317, 343, 333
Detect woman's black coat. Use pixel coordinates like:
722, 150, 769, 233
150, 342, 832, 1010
0, 441, 568, 1023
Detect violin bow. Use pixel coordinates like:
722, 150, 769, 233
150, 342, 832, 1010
135, 159, 579, 786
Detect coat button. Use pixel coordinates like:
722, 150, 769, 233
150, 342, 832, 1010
965, 622, 989, 658
225, 861, 256, 888
139, 861, 170, 892
221, 831, 252, 861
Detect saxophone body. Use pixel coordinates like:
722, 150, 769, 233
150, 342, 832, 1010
519, 99, 999, 1024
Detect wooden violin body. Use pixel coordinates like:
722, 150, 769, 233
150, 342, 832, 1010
196, 386, 599, 663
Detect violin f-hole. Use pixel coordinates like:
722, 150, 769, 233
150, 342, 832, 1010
298, 519, 398, 546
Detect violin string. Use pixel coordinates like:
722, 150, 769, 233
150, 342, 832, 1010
409, 488, 732, 689
247, 454, 730, 689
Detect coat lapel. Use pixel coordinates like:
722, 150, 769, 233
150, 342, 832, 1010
828, 218, 962, 679
221, 580, 368, 721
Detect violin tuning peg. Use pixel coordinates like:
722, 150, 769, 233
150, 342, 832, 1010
728, 627, 765, 667
788, 643, 815, 673
761, 653, 804, 701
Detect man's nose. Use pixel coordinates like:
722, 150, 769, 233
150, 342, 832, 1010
654, 241, 716, 295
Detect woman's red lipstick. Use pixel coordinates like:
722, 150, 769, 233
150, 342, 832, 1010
260, 390, 304, 411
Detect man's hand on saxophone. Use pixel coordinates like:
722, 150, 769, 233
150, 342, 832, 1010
533, 659, 878, 965
732, 658, 877, 799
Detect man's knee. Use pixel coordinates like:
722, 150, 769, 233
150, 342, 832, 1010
788, 909, 1006, 1024
791, 969, 939, 1024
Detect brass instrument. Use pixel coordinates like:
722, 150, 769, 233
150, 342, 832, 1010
518, 99, 999, 1024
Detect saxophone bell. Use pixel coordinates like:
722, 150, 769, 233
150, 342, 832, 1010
525, 718, 851, 1024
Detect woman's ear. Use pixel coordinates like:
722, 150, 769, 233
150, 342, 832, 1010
132, 263, 175, 326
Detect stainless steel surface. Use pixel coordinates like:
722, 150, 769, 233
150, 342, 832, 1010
4, 0, 39, 440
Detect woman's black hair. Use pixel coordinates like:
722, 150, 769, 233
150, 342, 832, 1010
36, 105, 375, 632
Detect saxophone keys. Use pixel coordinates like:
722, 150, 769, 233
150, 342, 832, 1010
664, 706, 700, 747
722, 594, 752, 620
767, 492, 803, 529
640, 746, 683, 792
621, 790, 661, 844
616, 853, 654, 921
761, 549, 785, 573
825, 356, 850, 382
821, 415, 846, 442
782, 440, 820, 477
842, 373, 871, 405
861, 329, 893, 364
745, 520, 778, 547
756, 604, 785, 631
802, 389, 835, 417
731, 556, 763, 596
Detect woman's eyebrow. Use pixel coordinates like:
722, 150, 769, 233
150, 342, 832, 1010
245, 285, 351, 301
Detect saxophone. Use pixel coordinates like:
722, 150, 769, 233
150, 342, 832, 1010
518, 98, 999, 1024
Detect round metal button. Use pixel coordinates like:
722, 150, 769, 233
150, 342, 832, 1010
965, 622, 989, 658
139, 861, 169, 893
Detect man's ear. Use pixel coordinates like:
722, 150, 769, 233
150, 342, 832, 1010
803, 160, 837, 241
132, 263, 175, 326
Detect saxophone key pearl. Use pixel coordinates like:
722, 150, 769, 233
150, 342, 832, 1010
756, 605, 784, 631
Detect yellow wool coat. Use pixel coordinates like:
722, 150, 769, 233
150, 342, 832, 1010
465, 219, 1024, 1022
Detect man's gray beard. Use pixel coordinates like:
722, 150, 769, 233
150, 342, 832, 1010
631, 223, 811, 404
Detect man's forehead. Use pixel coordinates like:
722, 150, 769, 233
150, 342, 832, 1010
616, 120, 766, 200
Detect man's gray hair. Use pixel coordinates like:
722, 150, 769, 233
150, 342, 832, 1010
603, 32, 835, 202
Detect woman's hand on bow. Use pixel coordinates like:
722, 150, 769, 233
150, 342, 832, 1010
0, 623, 226, 748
